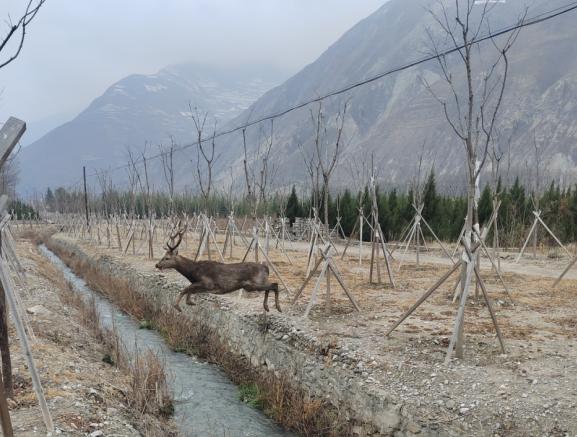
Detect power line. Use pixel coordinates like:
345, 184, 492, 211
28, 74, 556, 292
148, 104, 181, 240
68, 0, 577, 188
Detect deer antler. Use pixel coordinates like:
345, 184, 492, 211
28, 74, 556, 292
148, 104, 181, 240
166, 220, 187, 252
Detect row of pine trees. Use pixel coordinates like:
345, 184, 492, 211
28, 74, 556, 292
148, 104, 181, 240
44, 170, 577, 247
286, 172, 577, 247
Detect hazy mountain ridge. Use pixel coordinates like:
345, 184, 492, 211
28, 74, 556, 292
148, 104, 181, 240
19, 0, 577, 195
214, 0, 577, 191
18, 63, 287, 194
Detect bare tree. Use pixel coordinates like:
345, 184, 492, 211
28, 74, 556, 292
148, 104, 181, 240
424, 0, 524, 241
242, 128, 256, 211
190, 105, 217, 210
240, 122, 278, 216
141, 144, 152, 213
0, 0, 45, 70
298, 141, 321, 216
96, 170, 114, 247
255, 120, 277, 210
410, 141, 429, 208
423, 0, 525, 359
125, 147, 143, 217
530, 131, 543, 257
346, 153, 371, 194
311, 100, 349, 232
159, 137, 176, 207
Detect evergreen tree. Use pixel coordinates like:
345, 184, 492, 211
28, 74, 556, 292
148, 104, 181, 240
388, 189, 400, 237
422, 169, 438, 223
361, 187, 372, 241
339, 189, 356, 236
285, 186, 301, 224
478, 185, 493, 225
45, 187, 55, 210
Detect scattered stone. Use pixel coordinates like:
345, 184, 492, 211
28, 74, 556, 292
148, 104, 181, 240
26, 305, 51, 316
406, 421, 421, 434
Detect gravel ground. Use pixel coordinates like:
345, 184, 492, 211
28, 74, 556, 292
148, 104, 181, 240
44, 226, 577, 437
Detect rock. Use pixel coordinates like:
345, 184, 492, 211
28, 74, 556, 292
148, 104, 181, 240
352, 425, 364, 435
446, 400, 456, 409
89, 431, 104, 437
406, 421, 421, 434
26, 305, 51, 316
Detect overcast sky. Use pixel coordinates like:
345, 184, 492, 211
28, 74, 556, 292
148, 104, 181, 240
0, 0, 384, 138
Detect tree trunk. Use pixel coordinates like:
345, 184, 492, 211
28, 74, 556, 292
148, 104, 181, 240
324, 180, 330, 238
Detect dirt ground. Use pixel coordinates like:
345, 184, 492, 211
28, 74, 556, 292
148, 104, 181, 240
5, 239, 176, 436
15, 218, 577, 436
36, 223, 577, 436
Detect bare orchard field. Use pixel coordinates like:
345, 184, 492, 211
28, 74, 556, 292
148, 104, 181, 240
45, 222, 577, 436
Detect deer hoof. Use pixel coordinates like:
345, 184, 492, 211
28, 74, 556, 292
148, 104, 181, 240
276, 306, 282, 313
263, 305, 270, 312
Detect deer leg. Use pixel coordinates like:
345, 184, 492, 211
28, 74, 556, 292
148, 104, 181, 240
264, 290, 270, 312
174, 292, 186, 312
273, 284, 282, 313
174, 282, 204, 312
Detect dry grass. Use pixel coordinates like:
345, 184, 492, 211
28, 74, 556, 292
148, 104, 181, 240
126, 350, 174, 418
29, 237, 175, 436
42, 235, 352, 436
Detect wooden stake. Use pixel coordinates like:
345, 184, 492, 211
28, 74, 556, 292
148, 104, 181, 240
0, 366, 13, 437
553, 254, 577, 288
385, 261, 461, 336
0, 261, 53, 432
473, 265, 506, 353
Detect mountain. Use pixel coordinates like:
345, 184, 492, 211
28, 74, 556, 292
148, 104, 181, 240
213, 0, 577, 192
18, 63, 287, 194
20, 0, 577, 196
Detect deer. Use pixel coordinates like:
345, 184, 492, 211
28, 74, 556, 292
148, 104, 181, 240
155, 222, 281, 313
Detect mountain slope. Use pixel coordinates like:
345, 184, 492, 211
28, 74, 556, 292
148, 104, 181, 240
215, 0, 577, 191
18, 63, 286, 194
20, 0, 577, 196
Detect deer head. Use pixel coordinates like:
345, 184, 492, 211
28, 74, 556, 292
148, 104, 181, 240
155, 221, 187, 270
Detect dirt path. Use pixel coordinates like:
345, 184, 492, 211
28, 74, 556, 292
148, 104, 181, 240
287, 238, 577, 280
5, 240, 176, 436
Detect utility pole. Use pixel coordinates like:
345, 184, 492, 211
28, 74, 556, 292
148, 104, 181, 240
83, 166, 89, 227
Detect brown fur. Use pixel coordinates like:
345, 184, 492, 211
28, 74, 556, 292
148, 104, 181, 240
155, 250, 281, 312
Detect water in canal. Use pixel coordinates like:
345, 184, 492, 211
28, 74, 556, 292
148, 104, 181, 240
40, 245, 291, 437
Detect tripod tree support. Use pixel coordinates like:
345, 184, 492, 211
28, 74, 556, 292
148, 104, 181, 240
293, 245, 360, 316
553, 255, 577, 288
386, 239, 504, 363
516, 211, 571, 263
